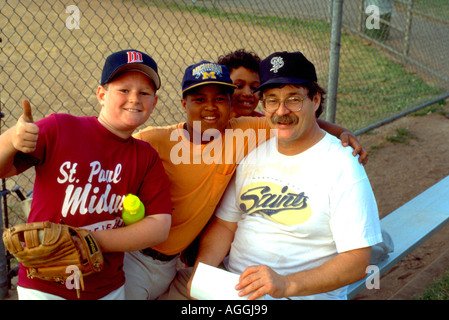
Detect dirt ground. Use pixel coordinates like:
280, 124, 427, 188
353, 102, 449, 300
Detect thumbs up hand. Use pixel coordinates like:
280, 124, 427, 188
12, 100, 39, 153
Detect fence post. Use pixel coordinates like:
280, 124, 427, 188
327, 0, 333, 24
403, 0, 414, 63
359, 0, 365, 33
326, 0, 344, 123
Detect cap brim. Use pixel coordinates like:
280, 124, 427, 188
255, 77, 310, 92
182, 81, 237, 94
107, 64, 161, 90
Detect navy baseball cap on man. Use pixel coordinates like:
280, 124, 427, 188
101, 49, 161, 89
181, 60, 237, 94
256, 51, 317, 93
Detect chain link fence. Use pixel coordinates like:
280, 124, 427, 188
342, 0, 449, 133
0, 0, 448, 283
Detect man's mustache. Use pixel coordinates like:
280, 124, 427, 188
271, 114, 299, 125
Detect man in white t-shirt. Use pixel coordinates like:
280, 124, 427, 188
190, 51, 382, 300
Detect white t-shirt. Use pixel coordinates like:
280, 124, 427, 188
216, 133, 382, 300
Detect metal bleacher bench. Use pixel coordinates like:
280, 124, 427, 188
347, 175, 449, 299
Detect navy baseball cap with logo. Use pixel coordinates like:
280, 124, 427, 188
256, 51, 317, 93
181, 60, 237, 94
101, 49, 161, 89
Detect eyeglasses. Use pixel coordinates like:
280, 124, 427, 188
262, 95, 307, 113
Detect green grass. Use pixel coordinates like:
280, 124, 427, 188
154, 0, 331, 35
410, 102, 448, 117
386, 127, 419, 144
413, 0, 449, 20
335, 32, 443, 130
416, 269, 449, 300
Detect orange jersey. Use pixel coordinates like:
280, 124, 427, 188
134, 117, 272, 255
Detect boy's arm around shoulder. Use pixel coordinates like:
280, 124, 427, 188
317, 118, 368, 165
239, 116, 368, 165
133, 124, 174, 143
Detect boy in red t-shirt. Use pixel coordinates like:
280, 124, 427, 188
0, 49, 172, 299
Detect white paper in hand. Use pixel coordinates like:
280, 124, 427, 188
191, 263, 264, 300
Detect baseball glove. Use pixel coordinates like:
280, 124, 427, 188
2, 221, 103, 298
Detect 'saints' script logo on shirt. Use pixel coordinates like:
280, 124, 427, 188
239, 182, 311, 225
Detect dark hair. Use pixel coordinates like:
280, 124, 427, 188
217, 49, 261, 74
302, 81, 326, 118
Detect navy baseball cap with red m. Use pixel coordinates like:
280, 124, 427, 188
101, 49, 161, 89
256, 51, 317, 93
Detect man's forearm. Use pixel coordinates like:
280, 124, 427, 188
194, 217, 236, 268
285, 247, 371, 297
236, 246, 371, 300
